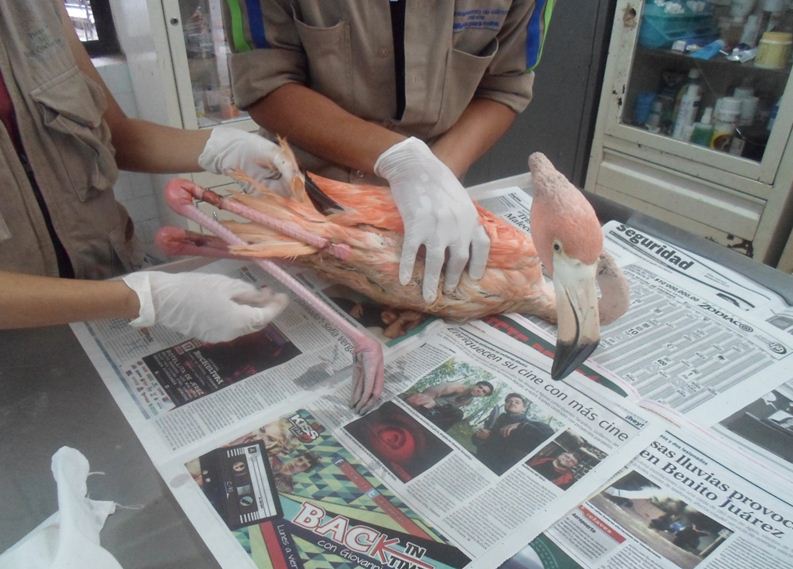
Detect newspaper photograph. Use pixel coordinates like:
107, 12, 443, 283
499, 428, 793, 568
336, 324, 661, 564
713, 374, 793, 480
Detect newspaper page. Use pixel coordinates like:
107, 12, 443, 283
485, 226, 793, 416
498, 427, 793, 569
593, 221, 793, 419
602, 222, 791, 322
468, 184, 793, 430
151, 322, 664, 569
70, 258, 441, 463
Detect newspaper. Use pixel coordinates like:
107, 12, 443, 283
68, 183, 793, 568
78, 314, 662, 569
499, 427, 793, 568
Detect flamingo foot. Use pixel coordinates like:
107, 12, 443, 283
351, 337, 385, 414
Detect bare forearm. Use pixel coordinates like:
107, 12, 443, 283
431, 99, 517, 178
109, 120, 211, 173
0, 272, 140, 329
248, 83, 404, 175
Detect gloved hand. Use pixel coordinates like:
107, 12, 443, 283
198, 126, 297, 195
121, 271, 289, 343
374, 137, 490, 303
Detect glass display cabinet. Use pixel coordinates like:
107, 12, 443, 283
154, 0, 261, 213
162, 0, 256, 131
586, 0, 793, 266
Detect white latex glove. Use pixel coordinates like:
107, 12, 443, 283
197, 126, 297, 195
122, 271, 289, 343
374, 137, 490, 303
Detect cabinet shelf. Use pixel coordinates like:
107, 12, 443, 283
637, 46, 792, 77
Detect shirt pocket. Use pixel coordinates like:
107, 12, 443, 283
436, 38, 499, 135
30, 67, 118, 202
292, 13, 354, 113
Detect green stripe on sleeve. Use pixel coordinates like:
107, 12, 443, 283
225, 0, 252, 52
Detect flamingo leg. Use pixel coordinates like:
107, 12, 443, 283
162, 178, 384, 413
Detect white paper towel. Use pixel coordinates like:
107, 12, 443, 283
0, 447, 123, 569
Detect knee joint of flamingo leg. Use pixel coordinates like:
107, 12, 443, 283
199, 189, 224, 209
164, 179, 200, 213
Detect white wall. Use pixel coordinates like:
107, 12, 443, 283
95, 58, 163, 263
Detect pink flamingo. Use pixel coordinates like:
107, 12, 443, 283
157, 147, 629, 412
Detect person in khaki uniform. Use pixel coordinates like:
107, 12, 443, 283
0, 1, 296, 342
221, 0, 555, 303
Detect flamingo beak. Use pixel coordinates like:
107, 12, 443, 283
551, 257, 600, 380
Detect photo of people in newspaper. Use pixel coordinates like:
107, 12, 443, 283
142, 325, 301, 407
720, 381, 793, 464
344, 401, 453, 483
590, 471, 733, 569
471, 392, 561, 476
401, 359, 500, 432
399, 358, 563, 475
186, 410, 470, 568
526, 430, 606, 490
322, 283, 430, 344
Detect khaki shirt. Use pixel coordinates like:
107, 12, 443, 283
0, 2, 140, 279
223, 0, 553, 182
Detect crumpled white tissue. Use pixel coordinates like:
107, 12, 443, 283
0, 447, 123, 569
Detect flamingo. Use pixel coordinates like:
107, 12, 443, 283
156, 147, 629, 412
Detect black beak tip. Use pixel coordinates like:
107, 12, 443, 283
551, 340, 599, 381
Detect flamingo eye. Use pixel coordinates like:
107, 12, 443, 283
553, 241, 561, 253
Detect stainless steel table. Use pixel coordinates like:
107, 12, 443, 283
1, 188, 791, 567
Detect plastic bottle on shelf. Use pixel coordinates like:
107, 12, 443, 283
758, 0, 785, 32
740, 13, 762, 46
690, 107, 715, 146
732, 83, 759, 126
710, 97, 742, 151
671, 69, 703, 140
645, 99, 664, 133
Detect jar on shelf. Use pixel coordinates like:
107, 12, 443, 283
755, 31, 793, 69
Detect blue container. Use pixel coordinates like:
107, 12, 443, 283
633, 91, 657, 125
638, 2, 718, 49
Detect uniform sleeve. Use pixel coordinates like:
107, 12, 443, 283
221, 0, 307, 109
476, 0, 556, 113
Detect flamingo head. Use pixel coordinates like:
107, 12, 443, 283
528, 153, 604, 380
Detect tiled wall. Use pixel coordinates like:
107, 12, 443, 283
95, 58, 164, 265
